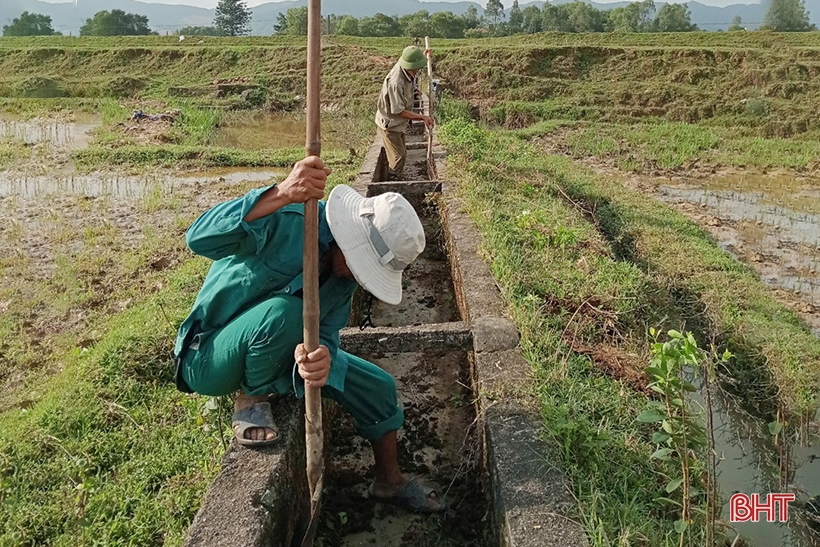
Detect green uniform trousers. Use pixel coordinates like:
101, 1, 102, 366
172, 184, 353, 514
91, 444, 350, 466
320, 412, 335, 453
180, 295, 404, 441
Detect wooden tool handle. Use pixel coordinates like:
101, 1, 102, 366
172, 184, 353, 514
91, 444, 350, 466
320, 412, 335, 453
303, 0, 323, 525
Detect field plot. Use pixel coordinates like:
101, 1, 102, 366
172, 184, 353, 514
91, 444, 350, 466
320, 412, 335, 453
0, 34, 819, 547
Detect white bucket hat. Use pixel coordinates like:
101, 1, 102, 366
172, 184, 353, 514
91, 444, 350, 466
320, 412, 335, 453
326, 185, 425, 305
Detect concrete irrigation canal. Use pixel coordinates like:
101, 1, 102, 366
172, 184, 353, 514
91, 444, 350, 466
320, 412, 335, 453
180, 120, 588, 547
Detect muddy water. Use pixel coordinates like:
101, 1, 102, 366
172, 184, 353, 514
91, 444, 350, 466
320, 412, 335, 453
659, 172, 820, 546
212, 111, 353, 151
657, 172, 820, 332
0, 167, 290, 199
693, 383, 820, 547
0, 113, 101, 149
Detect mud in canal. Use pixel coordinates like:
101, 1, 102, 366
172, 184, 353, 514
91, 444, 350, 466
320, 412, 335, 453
318, 128, 487, 546
367, 201, 458, 328
655, 171, 820, 334
319, 351, 486, 547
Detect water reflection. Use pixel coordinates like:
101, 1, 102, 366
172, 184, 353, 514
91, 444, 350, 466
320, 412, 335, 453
0, 113, 101, 150
0, 167, 290, 200
212, 111, 351, 150
657, 172, 820, 307
690, 380, 820, 547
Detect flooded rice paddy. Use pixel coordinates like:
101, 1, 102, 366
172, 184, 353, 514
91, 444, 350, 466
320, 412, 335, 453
0, 167, 290, 200
213, 111, 355, 151
0, 112, 101, 150
657, 171, 820, 334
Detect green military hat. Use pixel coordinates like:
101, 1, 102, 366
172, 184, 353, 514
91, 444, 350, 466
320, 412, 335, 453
398, 46, 427, 70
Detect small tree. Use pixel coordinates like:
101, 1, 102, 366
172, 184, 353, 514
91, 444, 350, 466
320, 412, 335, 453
485, 0, 505, 28
335, 16, 360, 36
521, 5, 543, 33
358, 13, 401, 37
214, 0, 252, 37
728, 15, 744, 30
508, 0, 524, 33
542, 4, 574, 32
609, 0, 656, 32
461, 5, 481, 29
80, 10, 154, 36
430, 12, 466, 38
762, 0, 815, 31
3, 12, 60, 36
273, 13, 288, 34
278, 7, 308, 35
565, 1, 609, 32
400, 11, 432, 38
177, 25, 223, 36
654, 3, 698, 32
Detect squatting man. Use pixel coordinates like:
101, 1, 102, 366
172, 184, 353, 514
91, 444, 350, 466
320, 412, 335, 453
173, 156, 446, 512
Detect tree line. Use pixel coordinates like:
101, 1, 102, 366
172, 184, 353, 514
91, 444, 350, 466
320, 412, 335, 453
272, 1, 699, 36
272, 0, 814, 36
1, 0, 815, 37
2, 0, 252, 37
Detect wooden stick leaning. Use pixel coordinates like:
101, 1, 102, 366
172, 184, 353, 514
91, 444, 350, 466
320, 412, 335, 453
424, 36, 436, 178
301, 0, 323, 545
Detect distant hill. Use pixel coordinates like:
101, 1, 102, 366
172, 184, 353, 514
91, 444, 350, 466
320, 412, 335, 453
0, 0, 806, 36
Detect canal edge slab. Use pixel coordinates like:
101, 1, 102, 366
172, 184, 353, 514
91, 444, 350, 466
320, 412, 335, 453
433, 139, 590, 547
356, 128, 590, 546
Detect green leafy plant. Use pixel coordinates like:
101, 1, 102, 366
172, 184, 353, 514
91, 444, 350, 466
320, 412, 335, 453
198, 396, 230, 450
638, 329, 730, 546
72, 455, 97, 525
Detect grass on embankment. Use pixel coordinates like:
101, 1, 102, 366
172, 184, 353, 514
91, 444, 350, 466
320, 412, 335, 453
438, 115, 820, 544
515, 119, 820, 173
5, 33, 820, 170
0, 259, 229, 547
4, 34, 820, 140
71, 144, 359, 171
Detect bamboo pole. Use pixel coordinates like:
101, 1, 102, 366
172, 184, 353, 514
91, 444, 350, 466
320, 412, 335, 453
424, 36, 436, 177
301, 0, 323, 545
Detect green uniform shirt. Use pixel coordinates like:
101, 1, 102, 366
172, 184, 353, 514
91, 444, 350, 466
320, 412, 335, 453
175, 185, 358, 393
375, 62, 415, 133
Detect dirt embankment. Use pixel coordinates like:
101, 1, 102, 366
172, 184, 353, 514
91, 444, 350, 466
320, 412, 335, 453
540, 145, 820, 334
437, 44, 820, 138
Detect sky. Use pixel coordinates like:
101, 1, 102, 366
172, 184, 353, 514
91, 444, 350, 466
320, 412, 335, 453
38, 0, 438, 3
35, 0, 763, 9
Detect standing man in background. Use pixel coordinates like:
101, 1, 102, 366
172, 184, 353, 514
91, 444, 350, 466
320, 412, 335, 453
375, 45, 435, 181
